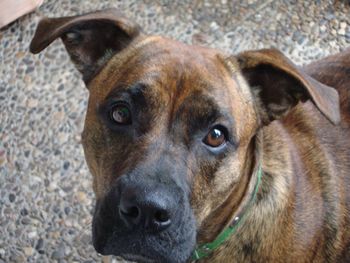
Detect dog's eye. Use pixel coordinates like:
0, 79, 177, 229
109, 104, 132, 125
203, 125, 227, 147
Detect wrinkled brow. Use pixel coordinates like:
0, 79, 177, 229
176, 91, 230, 133
105, 83, 148, 102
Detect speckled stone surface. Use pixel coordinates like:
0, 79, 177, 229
0, 0, 349, 262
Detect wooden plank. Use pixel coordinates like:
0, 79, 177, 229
0, 0, 43, 28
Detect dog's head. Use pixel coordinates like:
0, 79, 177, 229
30, 9, 340, 263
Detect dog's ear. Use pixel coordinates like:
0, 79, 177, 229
30, 8, 141, 83
233, 48, 340, 125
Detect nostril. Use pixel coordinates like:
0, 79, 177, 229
120, 206, 139, 219
154, 210, 170, 224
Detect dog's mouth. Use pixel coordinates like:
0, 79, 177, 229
95, 222, 196, 263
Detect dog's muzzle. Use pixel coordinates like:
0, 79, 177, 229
92, 173, 196, 263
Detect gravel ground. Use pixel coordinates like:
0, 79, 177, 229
0, 0, 349, 262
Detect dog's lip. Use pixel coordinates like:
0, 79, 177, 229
120, 253, 156, 262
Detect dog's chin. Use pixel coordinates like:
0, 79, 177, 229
103, 248, 194, 263
97, 230, 196, 263
119, 254, 157, 263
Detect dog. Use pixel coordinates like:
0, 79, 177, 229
30, 8, 350, 263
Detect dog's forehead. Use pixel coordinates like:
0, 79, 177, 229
88, 36, 231, 100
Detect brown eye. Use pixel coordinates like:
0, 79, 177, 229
110, 104, 131, 125
203, 126, 227, 147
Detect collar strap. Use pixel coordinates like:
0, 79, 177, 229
192, 163, 262, 261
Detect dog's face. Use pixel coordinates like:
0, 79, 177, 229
30, 9, 340, 263
82, 36, 259, 262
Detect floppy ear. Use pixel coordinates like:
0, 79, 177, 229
30, 8, 142, 83
234, 49, 340, 125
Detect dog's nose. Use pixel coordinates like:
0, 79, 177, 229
119, 186, 172, 232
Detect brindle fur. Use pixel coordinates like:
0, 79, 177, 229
203, 50, 350, 263
30, 9, 350, 263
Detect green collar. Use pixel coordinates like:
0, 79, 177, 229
192, 163, 263, 261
